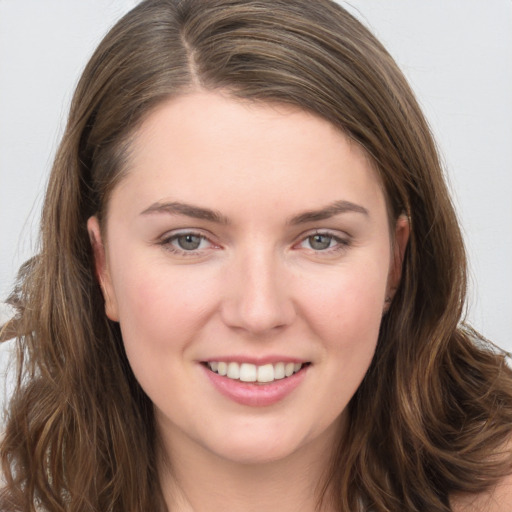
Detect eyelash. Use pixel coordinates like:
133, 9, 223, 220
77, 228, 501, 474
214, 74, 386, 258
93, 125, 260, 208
158, 230, 351, 257
297, 231, 351, 255
159, 231, 215, 256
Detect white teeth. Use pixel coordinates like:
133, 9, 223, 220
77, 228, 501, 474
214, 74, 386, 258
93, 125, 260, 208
274, 362, 285, 380
239, 363, 257, 382
257, 364, 274, 383
227, 362, 240, 379
217, 362, 227, 376
207, 361, 305, 383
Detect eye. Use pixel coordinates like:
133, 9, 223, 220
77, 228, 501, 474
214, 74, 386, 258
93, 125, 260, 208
305, 233, 336, 251
159, 231, 216, 255
172, 233, 207, 251
297, 231, 350, 253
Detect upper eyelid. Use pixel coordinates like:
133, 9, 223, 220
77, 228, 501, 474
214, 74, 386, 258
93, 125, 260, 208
156, 228, 351, 246
294, 227, 351, 241
299, 234, 348, 246
158, 230, 216, 250
295, 228, 353, 250
158, 231, 218, 257
159, 228, 215, 242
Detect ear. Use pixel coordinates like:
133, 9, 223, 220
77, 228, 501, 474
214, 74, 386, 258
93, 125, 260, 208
385, 214, 410, 306
87, 216, 119, 321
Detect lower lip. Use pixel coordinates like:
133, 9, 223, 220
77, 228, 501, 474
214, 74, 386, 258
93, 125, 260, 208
202, 364, 308, 407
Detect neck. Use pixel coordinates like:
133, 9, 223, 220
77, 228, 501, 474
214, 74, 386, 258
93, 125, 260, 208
157, 421, 340, 512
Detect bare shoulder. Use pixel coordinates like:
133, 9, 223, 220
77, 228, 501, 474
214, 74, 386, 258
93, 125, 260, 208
451, 471, 512, 511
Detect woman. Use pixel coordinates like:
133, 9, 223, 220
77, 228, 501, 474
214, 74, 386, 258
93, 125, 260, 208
1, 0, 511, 510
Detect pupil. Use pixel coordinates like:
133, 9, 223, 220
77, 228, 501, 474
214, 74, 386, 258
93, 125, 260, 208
310, 234, 331, 250
178, 234, 201, 250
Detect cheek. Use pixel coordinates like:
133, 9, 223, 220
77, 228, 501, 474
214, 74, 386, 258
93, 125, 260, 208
110, 260, 218, 357
110, 263, 222, 405
298, 255, 388, 402
291, 259, 389, 433
301, 259, 388, 343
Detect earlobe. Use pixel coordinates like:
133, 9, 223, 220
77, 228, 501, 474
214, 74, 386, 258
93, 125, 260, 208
87, 216, 119, 321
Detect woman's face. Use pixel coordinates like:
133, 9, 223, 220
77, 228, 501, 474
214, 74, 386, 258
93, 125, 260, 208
89, 91, 408, 465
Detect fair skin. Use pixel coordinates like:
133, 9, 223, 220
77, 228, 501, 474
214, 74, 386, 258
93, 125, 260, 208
86, 91, 512, 511
88, 91, 410, 511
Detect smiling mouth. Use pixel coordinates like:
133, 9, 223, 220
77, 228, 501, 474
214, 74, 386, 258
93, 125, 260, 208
204, 361, 309, 384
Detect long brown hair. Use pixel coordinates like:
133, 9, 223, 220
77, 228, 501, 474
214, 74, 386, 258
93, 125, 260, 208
2, 1, 511, 510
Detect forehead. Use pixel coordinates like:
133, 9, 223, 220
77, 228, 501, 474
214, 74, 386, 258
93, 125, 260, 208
108, 91, 388, 225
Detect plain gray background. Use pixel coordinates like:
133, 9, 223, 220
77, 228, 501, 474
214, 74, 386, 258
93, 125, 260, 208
1, 1, 511, 359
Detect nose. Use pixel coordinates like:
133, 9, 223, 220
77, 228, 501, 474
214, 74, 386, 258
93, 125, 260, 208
220, 248, 296, 336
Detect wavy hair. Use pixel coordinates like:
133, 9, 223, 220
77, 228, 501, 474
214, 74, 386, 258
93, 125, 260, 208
1, 1, 511, 510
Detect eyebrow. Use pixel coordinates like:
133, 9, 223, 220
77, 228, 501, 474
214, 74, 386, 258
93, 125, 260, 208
288, 200, 369, 225
140, 199, 369, 225
140, 201, 229, 224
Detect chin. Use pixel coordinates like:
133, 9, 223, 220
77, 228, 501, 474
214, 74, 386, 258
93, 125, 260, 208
212, 438, 302, 466
201, 418, 337, 467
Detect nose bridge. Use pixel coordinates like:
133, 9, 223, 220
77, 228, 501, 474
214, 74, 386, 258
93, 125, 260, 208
221, 242, 295, 334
